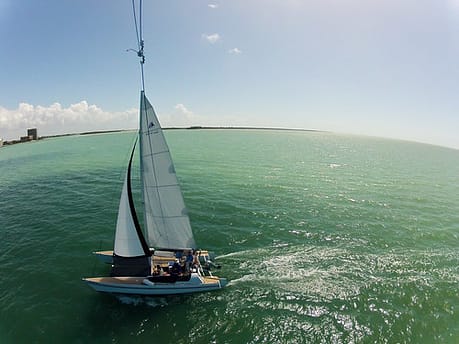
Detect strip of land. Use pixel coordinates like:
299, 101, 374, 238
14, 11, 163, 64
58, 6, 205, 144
1, 126, 323, 147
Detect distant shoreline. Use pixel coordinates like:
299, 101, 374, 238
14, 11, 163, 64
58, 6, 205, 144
45, 126, 324, 138
3, 126, 323, 145
165, 126, 323, 133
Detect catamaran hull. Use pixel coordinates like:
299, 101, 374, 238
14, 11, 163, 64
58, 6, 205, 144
83, 275, 227, 296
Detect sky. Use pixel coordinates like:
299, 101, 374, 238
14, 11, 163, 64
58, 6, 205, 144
0, 0, 458, 149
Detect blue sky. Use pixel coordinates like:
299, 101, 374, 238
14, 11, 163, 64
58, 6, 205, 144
1, 0, 458, 149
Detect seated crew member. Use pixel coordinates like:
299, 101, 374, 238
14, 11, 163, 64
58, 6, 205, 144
152, 265, 160, 276
171, 259, 182, 276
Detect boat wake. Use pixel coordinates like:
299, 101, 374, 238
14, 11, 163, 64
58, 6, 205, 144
215, 251, 250, 260
226, 274, 254, 286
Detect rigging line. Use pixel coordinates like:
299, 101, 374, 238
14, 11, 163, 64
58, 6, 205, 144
131, 0, 141, 49
139, 0, 143, 44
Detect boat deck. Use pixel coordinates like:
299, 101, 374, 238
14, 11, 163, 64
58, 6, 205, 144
201, 276, 222, 284
85, 277, 145, 285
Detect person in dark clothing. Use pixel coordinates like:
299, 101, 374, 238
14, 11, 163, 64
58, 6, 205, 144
171, 259, 182, 276
185, 250, 194, 272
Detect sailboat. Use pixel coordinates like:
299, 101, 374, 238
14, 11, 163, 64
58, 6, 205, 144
83, 1, 227, 296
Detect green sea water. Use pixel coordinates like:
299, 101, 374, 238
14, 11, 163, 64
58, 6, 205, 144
1, 130, 459, 343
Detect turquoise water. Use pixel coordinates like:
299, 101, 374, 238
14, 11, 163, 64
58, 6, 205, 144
1, 130, 458, 343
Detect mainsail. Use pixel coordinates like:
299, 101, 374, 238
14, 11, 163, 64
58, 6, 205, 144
139, 91, 196, 249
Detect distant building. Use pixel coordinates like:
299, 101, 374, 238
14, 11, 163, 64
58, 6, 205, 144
27, 128, 38, 140
2, 129, 39, 146
20, 136, 32, 142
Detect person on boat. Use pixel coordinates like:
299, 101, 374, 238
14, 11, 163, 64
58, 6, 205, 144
185, 250, 194, 272
153, 264, 164, 276
152, 265, 160, 276
171, 259, 182, 276
192, 250, 200, 269
161, 266, 169, 276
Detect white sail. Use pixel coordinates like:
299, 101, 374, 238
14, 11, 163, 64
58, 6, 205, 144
114, 170, 145, 257
139, 91, 196, 249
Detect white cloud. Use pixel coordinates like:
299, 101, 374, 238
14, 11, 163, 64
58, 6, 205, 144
0, 101, 259, 141
228, 47, 242, 54
175, 103, 193, 116
208, 4, 218, 9
161, 103, 200, 127
202, 33, 221, 44
0, 101, 138, 140
161, 103, 237, 128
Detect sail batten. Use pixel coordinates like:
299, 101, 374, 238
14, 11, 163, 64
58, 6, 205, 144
139, 91, 196, 249
144, 150, 170, 157
144, 184, 182, 189
149, 215, 189, 219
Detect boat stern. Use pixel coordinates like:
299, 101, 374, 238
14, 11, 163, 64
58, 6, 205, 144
218, 277, 228, 288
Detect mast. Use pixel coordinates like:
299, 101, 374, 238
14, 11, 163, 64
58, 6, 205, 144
131, 0, 146, 92
131, 0, 149, 244
131, 0, 196, 250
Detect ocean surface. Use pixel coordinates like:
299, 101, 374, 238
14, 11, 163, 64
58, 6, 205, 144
1, 130, 458, 343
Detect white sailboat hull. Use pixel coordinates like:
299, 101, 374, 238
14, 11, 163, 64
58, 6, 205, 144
83, 274, 227, 296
